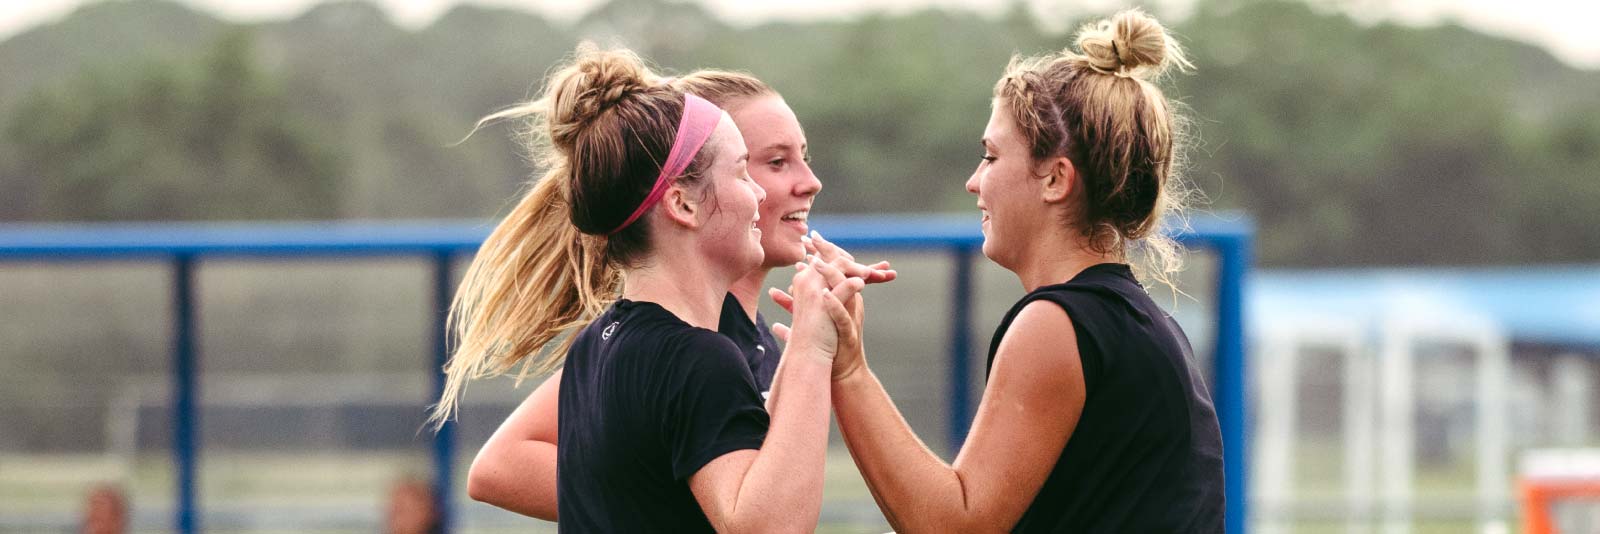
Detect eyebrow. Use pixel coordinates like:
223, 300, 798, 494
759, 142, 798, 154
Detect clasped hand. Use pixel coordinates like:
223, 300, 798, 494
769, 231, 896, 380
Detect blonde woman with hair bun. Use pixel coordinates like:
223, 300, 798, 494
462, 67, 897, 523
809, 9, 1226, 533
432, 45, 889, 532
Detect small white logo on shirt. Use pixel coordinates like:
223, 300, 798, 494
602, 321, 619, 340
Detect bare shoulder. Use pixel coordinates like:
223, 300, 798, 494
998, 300, 1079, 364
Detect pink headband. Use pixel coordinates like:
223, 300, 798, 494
607, 93, 724, 235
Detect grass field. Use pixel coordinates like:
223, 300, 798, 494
1, 441, 1523, 533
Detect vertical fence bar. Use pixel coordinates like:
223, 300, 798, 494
172, 254, 199, 534
430, 251, 456, 533
1214, 234, 1252, 534
947, 245, 976, 453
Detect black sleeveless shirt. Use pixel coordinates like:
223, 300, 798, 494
986, 263, 1225, 533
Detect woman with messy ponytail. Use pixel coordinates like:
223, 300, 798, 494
462, 68, 897, 522
823, 10, 1225, 533
434, 45, 871, 532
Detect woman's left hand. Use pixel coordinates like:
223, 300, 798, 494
771, 231, 887, 380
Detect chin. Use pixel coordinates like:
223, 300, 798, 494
980, 239, 1012, 271
760, 245, 803, 267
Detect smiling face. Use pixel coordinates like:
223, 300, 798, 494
728, 95, 820, 267
694, 112, 767, 278
965, 101, 1051, 271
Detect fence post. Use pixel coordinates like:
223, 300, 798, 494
430, 252, 456, 533
948, 245, 976, 453
1214, 234, 1252, 534
172, 254, 199, 534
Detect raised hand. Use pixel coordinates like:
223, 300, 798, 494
770, 261, 871, 381
803, 231, 895, 285
779, 257, 865, 363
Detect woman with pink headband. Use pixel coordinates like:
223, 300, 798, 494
431, 46, 869, 531
462, 70, 896, 522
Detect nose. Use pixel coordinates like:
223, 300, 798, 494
752, 176, 768, 206
796, 163, 822, 197
965, 170, 980, 195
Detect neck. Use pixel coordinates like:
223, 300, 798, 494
1011, 229, 1122, 292
727, 266, 771, 322
620, 243, 739, 330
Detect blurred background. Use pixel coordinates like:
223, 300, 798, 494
1, 0, 1597, 532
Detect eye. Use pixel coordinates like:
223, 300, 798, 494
802, 152, 812, 164
768, 158, 786, 170
980, 155, 997, 164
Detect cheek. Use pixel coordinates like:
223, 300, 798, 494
752, 174, 782, 204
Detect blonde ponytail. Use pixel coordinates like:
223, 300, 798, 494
429, 165, 620, 428
430, 44, 709, 428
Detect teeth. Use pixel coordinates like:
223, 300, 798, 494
781, 210, 809, 222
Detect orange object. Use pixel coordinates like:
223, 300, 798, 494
1520, 449, 1600, 534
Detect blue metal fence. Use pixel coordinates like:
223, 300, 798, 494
0, 213, 1252, 534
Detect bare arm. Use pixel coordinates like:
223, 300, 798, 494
687, 259, 863, 534
465, 370, 561, 520
833, 300, 1085, 533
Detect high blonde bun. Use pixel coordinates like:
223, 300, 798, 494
1074, 8, 1190, 79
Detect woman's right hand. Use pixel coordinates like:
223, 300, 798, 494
778, 258, 864, 364
773, 232, 885, 380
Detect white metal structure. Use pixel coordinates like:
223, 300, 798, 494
1253, 307, 1512, 534
1254, 315, 1372, 534
1376, 311, 1510, 534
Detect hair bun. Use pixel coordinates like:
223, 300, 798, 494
550, 44, 655, 131
1073, 9, 1187, 79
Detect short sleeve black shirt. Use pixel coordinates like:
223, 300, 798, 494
557, 299, 770, 533
716, 293, 782, 397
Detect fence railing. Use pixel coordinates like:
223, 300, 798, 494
0, 213, 1252, 534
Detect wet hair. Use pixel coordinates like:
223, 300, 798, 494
431, 45, 717, 426
993, 8, 1196, 285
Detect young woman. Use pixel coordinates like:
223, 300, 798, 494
462, 69, 894, 521
431, 46, 871, 532
812, 10, 1226, 533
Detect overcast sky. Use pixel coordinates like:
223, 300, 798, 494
4, 0, 1597, 68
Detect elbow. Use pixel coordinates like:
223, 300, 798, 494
946, 512, 1011, 534
465, 453, 498, 503
465, 474, 492, 504
723, 505, 818, 534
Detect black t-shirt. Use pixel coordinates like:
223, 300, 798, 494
986, 263, 1225, 533
557, 299, 770, 533
716, 293, 782, 398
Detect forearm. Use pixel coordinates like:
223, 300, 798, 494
466, 440, 559, 520
834, 368, 980, 533
728, 346, 833, 532
762, 345, 790, 414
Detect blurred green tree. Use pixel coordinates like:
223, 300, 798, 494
1, 0, 1596, 266
4, 29, 343, 220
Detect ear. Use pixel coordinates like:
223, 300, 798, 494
659, 184, 702, 229
1038, 156, 1075, 204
